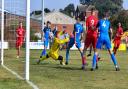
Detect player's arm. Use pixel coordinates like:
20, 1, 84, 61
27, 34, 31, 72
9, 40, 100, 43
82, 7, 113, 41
56, 38, 69, 44
96, 21, 100, 37
108, 22, 113, 40
49, 29, 53, 39
109, 28, 113, 40
74, 24, 77, 45
80, 26, 84, 42
23, 29, 26, 41
119, 28, 124, 37
85, 18, 88, 34
16, 29, 19, 38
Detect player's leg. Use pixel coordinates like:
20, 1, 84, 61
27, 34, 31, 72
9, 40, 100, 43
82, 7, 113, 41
91, 38, 102, 71
65, 42, 74, 65
113, 40, 118, 55
37, 53, 50, 64
106, 39, 120, 71
66, 47, 70, 65
58, 55, 65, 65
79, 48, 87, 70
41, 40, 48, 56
87, 45, 92, 57
108, 49, 120, 71
92, 35, 99, 69
16, 40, 22, 58
50, 52, 65, 65
76, 40, 87, 69
17, 46, 20, 58
126, 42, 128, 51
91, 49, 99, 71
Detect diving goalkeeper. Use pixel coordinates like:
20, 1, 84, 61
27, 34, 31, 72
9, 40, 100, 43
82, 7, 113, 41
36, 31, 69, 65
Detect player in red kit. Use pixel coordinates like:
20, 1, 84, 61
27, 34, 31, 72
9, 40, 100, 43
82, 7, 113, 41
16, 22, 25, 58
82, 9, 99, 69
113, 22, 123, 55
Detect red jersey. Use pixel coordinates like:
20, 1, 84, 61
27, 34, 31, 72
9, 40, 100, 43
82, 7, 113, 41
114, 27, 123, 40
86, 15, 98, 36
16, 27, 25, 40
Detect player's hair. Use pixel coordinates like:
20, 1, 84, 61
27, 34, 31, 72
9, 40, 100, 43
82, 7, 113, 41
55, 31, 60, 37
103, 11, 109, 18
19, 21, 22, 24
91, 8, 95, 14
47, 21, 51, 24
76, 17, 81, 22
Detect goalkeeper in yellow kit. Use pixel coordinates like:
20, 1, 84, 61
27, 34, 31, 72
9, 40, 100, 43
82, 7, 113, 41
37, 31, 69, 65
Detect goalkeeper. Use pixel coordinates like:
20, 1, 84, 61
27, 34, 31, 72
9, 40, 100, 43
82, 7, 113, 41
37, 31, 69, 65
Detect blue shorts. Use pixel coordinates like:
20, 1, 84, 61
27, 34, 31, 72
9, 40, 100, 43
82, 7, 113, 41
68, 38, 81, 49
44, 39, 49, 48
96, 36, 111, 49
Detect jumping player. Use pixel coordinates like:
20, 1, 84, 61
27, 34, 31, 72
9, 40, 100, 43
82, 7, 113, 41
16, 22, 25, 58
41, 21, 51, 56
91, 13, 120, 71
37, 31, 69, 65
113, 22, 123, 55
65, 18, 86, 69
82, 9, 99, 68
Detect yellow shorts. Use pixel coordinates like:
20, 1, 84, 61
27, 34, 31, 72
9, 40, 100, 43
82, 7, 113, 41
48, 52, 59, 60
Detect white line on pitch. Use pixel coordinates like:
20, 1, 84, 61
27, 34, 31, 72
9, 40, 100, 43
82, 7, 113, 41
27, 80, 39, 89
2, 65, 39, 89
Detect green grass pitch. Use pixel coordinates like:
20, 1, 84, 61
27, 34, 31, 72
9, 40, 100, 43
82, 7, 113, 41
0, 49, 128, 89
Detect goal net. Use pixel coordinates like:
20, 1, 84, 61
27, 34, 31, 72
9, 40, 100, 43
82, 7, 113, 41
2, 0, 27, 79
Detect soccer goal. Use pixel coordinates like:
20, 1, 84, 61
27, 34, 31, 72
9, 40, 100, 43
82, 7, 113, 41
0, 0, 44, 88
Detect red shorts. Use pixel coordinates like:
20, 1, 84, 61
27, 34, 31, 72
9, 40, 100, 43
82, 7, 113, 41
84, 35, 97, 49
16, 39, 23, 48
113, 39, 121, 48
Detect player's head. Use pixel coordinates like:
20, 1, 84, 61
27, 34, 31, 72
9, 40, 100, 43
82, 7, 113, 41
55, 31, 60, 38
19, 22, 23, 28
91, 8, 95, 16
46, 21, 51, 28
103, 11, 109, 20
118, 22, 121, 27
76, 17, 80, 23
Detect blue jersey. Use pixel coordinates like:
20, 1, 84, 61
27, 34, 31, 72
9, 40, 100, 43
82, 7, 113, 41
43, 27, 51, 39
96, 19, 111, 49
74, 23, 83, 41
98, 19, 111, 37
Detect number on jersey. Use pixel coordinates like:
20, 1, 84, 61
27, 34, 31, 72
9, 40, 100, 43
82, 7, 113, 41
102, 21, 106, 27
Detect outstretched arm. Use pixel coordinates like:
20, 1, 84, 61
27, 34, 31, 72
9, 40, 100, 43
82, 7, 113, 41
56, 38, 69, 44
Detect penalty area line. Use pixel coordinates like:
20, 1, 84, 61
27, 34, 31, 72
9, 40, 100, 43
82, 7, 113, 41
2, 65, 39, 89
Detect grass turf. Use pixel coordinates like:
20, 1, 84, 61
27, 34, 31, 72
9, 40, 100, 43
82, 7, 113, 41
2, 49, 128, 89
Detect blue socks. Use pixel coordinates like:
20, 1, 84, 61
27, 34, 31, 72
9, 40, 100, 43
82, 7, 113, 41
111, 53, 118, 66
41, 49, 46, 56
92, 54, 97, 69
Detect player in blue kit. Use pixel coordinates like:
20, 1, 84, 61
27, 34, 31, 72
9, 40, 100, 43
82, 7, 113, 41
66, 18, 86, 69
41, 21, 51, 56
91, 13, 120, 71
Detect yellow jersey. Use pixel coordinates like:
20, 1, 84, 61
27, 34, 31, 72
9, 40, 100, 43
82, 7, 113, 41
50, 37, 69, 54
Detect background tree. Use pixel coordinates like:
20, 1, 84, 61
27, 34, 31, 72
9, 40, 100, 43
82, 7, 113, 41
44, 8, 51, 13
60, 3, 75, 17
111, 10, 128, 32
80, 0, 123, 18
79, 0, 93, 5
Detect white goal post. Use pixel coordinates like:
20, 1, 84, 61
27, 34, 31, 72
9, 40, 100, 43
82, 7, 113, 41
1, 0, 44, 81
1, 0, 4, 65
